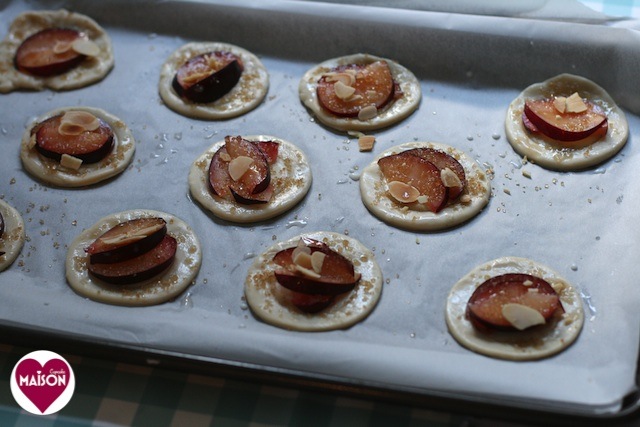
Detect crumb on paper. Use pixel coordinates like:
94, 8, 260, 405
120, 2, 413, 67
358, 135, 376, 152
348, 130, 376, 152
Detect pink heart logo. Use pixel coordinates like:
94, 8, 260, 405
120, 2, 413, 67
14, 358, 71, 414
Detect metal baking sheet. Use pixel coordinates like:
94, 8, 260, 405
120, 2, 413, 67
1, 0, 639, 417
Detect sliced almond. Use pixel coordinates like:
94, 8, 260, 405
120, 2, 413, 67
53, 40, 73, 54
459, 194, 472, 204
205, 55, 223, 70
100, 234, 147, 246
27, 134, 37, 150
417, 195, 429, 204
565, 92, 588, 113
310, 251, 326, 274
324, 71, 356, 86
219, 152, 232, 162
553, 96, 567, 113
334, 81, 356, 100
59, 154, 83, 170
132, 223, 165, 238
228, 156, 254, 181
100, 222, 165, 246
358, 135, 376, 152
71, 38, 100, 56
358, 105, 378, 121
388, 181, 420, 204
58, 111, 100, 136
295, 264, 322, 279
182, 71, 213, 85
501, 303, 546, 330
293, 251, 313, 270
440, 167, 462, 188
292, 239, 311, 260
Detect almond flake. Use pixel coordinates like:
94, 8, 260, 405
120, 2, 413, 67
182, 71, 212, 85
59, 154, 83, 170
310, 251, 326, 274
133, 223, 165, 238
58, 111, 100, 136
27, 134, 37, 150
334, 81, 356, 100
228, 156, 254, 181
295, 264, 322, 279
565, 92, 588, 113
502, 303, 546, 330
417, 195, 429, 204
100, 222, 165, 245
358, 135, 375, 152
440, 168, 462, 188
459, 194, 472, 204
358, 105, 378, 121
72, 38, 100, 56
293, 251, 313, 270
292, 238, 311, 257
388, 181, 420, 203
53, 40, 73, 54
101, 234, 147, 246
553, 96, 567, 113
324, 72, 356, 86
219, 152, 232, 162
206, 55, 223, 70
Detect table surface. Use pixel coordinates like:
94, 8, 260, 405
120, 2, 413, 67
2, 1, 640, 426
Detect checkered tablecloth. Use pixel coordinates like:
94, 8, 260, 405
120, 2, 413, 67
2, 1, 640, 426
1, 344, 468, 427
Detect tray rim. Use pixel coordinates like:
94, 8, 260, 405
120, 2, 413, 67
1, 322, 639, 425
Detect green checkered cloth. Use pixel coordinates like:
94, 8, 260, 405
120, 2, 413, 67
1, 344, 465, 427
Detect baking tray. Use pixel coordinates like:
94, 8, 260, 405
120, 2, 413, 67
1, 0, 640, 421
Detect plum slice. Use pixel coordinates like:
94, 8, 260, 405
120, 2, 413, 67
523, 98, 608, 143
15, 28, 88, 77
172, 51, 243, 103
208, 136, 273, 204
273, 237, 360, 295
33, 113, 114, 164
88, 235, 177, 285
467, 273, 561, 331
317, 60, 396, 117
85, 217, 167, 264
378, 152, 448, 213
289, 291, 334, 313
255, 141, 279, 164
405, 148, 466, 202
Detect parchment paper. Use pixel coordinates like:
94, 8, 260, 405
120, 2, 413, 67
1, 0, 639, 416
